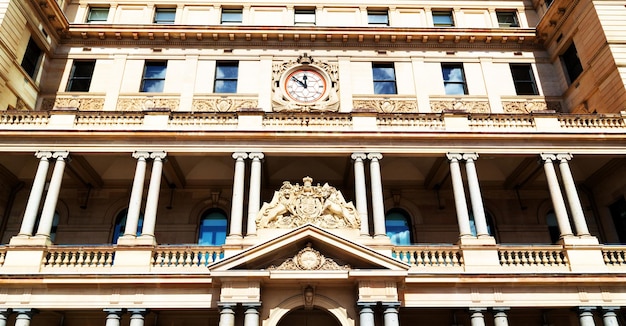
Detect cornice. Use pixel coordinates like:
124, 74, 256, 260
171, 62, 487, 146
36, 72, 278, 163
29, 0, 70, 41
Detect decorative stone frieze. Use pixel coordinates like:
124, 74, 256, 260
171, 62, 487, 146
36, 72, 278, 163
192, 98, 258, 112
353, 98, 418, 113
267, 244, 350, 271
256, 176, 360, 229
430, 100, 490, 113
41, 97, 105, 111
117, 98, 179, 111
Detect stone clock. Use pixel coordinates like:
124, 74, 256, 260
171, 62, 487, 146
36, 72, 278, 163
284, 69, 327, 103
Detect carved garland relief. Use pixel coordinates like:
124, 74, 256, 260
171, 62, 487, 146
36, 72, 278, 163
267, 244, 350, 271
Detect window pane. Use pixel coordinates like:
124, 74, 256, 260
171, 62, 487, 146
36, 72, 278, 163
295, 10, 316, 24
215, 80, 237, 93
386, 211, 411, 245
374, 81, 397, 94
215, 62, 238, 93
562, 43, 583, 82
72, 61, 96, 78
443, 66, 464, 82
144, 63, 167, 78
222, 9, 242, 23
368, 11, 388, 25
373, 67, 395, 81
216, 65, 238, 79
88, 8, 109, 22
155, 9, 176, 23
497, 11, 519, 27
433, 12, 454, 26
21, 38, 42, 78
141, 80, 165, 92
199, 211, 228, 245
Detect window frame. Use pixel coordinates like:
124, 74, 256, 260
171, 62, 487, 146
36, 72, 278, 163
294, 8, 316, 25
367, 10, 389, 26
432, 10, 455, 27
510, 63, 539, 95
561, 42, 583, 84
372, 62, 397, 95
441, 63, 468, 95
385, 208, 413, 245
154, 7, 176, 24
221, 8, 243, 24
496, 10, 519, 27
140, 61, 167, 93
66, 60, 96, 92
198, 209, 229, 246
21, 38, 43, 79
214, 61, 239, 93
86, 7, 110, 23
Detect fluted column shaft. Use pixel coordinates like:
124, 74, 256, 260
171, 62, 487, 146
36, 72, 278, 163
219, 304, 236, 326
247, 153, 264, 236
141, 151, 166, 238
103, 309, 123, 326
470, 308, 486, 326
464, 154, 489, 236
557, 154, 590, 236
447, 153, 472, 237
358, 303, 376, 326
230, 152, 248, 237
579, 307, 596, 326
368, 153, 386, 237
36, 151, 69, 237
541, 154, 574, 237
125, 152, 150, 237
352, 153, 369, 236
19, 151, 52, 236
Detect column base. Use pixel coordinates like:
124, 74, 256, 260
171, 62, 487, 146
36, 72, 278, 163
8, 235, 51, 246
116, 235, 157, 246
560, 235, 605, 272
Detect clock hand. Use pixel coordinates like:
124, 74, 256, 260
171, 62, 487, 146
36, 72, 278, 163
291, 76, 306, 87
302, 75, 308, 88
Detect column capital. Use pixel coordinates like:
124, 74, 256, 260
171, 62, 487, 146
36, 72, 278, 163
128, 309, 149, 316
540, 153, 557, 162
367, 152, 383, 160
103, 309, 124, 315
35, 151, 53, 159
150, 151, 167, 160
493, 307, 510, 312
578, 306, 596, 313
233, 152, 248, 160
469, 307, 487, 312
13, 308, 37, 318
462, 153, 479, 161
218, 302, 237, 310
243, 302, 262, 309
351, 153, 367, 161
357, 301, 377, 309
446, 153, 463, 161
601, 306, 621, 312
249, 152, 264, 160
132, 151, 151, 159
555, 153, 573, 161
52, 151, 70, 159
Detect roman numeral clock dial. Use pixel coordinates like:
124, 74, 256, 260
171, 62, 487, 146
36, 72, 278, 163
285, 69, 327, 103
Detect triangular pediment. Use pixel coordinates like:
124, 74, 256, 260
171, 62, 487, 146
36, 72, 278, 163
210, 224, 409, 276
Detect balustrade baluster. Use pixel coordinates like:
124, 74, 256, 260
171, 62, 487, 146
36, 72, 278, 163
415, 251, 423, 266
68, 252, 77, 266
409, 251, 417, 266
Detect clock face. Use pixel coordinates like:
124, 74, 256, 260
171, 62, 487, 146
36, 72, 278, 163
284, 69, 327, 103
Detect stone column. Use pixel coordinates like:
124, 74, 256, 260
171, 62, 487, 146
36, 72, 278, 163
493, 308, 510, 326
35, 151, 69, 238
368, 153, 386, 237
19, 151, 52, 236
0, 309, 10, 326
141, 151, 166, 239
13, 309, 34, 326
357, 302, 376, 326
246, 153, 264, 236
602, 307, 620, 326
243, 303, 261, 326
218, 304, 236, 326
540, 154, 574, 237
463, 153, 489, 237
556, 154, 590, 236
125, 151, 150, 237
579, 307, 596, 326
447, 153, 472, 237
128, 309, 148, 326
103, 309, 123, 326
230, 152, 248, 238
470, 308, 486, 326
383, 302, 401, 326
352, 153, 369, 236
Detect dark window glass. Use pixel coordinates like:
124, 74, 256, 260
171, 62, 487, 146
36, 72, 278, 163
87, 7, 109, 22
198, 209, 228, 245
154, 8, 176, 24
545, 0, 554, 7
546, 212, 560, 243
221, 8, 243, 24
433, 11, 454, 26
21, 38, 43, 78
496, 11, 519, 27
442, 63, 468, 95
610, 197, 626, 243
141, 61, 167, 92
112, 209, 144, 244
510, 63, 539, 95
295, 9, 316, 25
214, 61, 239, 93
367, 10, 389, 25
372, 63, 397, 94
66, 60, 96, 92
386, 209, 412, 245
561, 43, 583, 83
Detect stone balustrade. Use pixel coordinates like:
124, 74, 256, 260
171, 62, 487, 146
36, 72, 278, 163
42, 246, 115, 269
152, 246, 224, 268
498, 245, 569, 269
602, 246, 626, 269
1, 110, 625, 134
392, 246, 463, 268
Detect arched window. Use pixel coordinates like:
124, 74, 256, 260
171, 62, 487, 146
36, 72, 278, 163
198, 209, 228, 246
385, 209, 412, 245
112, 209, 144, 244
546, 211, 560, 243
469, 211, 496, 238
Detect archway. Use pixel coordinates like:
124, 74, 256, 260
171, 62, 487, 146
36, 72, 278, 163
277, 307, 341, 326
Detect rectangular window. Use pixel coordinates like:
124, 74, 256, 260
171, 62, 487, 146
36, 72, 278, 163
221, 8, 243, 24
154, 8, 176, 24
214, 61, 239, 93
66, 60, 96, 92
141, 61, 167, 92
21, 38, 43, 79
295, 9, 316, 25
372, 63, 397, 94
441, 63, 468, 95
433, 10, 454, 27
496, 11, 519, 27
510, 64, 538, 95
561, 42, 583, 83
87, 7, 109, 23
367, 10, 389, 25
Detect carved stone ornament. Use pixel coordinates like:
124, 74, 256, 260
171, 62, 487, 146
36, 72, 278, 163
430, 100, 490, 113
271, 54, 340, 112
267, 244, 350, 271
41, 97, 105, 111
117, 98, 179, 111
502, 100, 548, 113
353, 99, 418, 113
192, 98, 258, 112
256, 177, 361, 229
